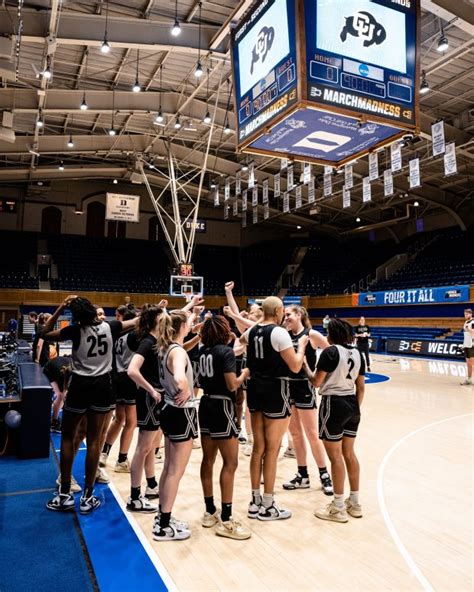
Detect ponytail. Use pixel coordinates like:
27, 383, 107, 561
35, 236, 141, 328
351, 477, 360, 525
155, 310, 188, 351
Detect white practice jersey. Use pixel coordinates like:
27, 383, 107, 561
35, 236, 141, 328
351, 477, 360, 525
115, 333, 133, 373
159, 343, 197, 408
319, 345, 362, 397
463, 319, 474, 348
71, 322, 114, 376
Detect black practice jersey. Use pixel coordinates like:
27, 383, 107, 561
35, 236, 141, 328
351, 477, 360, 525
288, 328, 316, 380
198, 344, 236, 399
130, 332, 161, 389
245, 324, 292, 379
355, 324, 370, 344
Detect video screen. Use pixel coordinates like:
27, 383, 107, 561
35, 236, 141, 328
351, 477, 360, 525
316, 0, 407, 73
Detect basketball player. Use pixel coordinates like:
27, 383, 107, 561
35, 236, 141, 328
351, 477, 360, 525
198, 316, 251, 540
354, 316, 371, 372
34, 313, 52, 366
152, 310, 198, 541
44, 355, 72, 434
308, 319, 365, 523
283, 305, 333, 496
461, 308, 474, 385
100, 306, 138, 473
240, 296, 308, 521
44, 296, 137, 514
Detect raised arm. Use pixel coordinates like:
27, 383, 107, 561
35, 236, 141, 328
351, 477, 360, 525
224, 281, 240, 316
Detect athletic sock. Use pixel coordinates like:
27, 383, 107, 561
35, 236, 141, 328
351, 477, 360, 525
204, 496, 216, 515
221, 502, 232, 522
298, 465, 308, 478
318, 466, 329, 478
262, 493, 273, 509
160, 512, 171, 529
60, 480, 71, 495
350, 491, 360, 504
102, 442, 112, 455
251, 489, 261, 505
118, 452, 128, 463
84, 486, 94, 499
146, 476, 157, 489
334, 494, 345, 510
131, 486, 141, 501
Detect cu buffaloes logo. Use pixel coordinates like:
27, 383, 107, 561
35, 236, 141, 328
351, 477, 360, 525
340, 11, 386, 47
250, 26, 275, 75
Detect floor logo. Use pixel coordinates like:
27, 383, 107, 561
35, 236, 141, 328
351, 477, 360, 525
340, 12, 387, 47
365, 372, 390, 385
294, 130, 351, 153
251, 26, 275, 75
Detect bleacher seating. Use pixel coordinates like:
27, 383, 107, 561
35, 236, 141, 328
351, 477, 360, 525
241, 241, 296, 296
0, 231, 38, 289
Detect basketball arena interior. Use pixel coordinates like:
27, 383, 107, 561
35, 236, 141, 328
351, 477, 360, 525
0, 0, 473, 591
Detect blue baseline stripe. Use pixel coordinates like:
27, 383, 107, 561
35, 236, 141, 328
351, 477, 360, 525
51, 433, 170, 592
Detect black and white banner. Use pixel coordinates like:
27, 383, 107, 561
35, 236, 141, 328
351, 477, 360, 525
431, 121, 446, 157
323, 174, 332, 197
280, 158, 288, 171
362, 177, 371, 202
295, 185, 302, 208
287, 164, 294, 191
343, 187, 350, 209
409, 158, 421, 189
262, 178, 269, 204
283, 192, 289, 213
248, 162, 255, 189
274, 172, 281, 197
384, 169, 394, 197
235, 171, 241, 196
308, 177, 315, 203
444, 142, 457, 176
252, 185, 258, 207
391, 143, 402, 172
224, 178, 230, 202
106, 193, 140, 223
344, 164, 353, 190
242, 190, 247, 211
213, 187, 219, 206
303, 162, 311, 185
252, 206, 258, 225
369, 152, 379, 181
232, 200, 238, 216
224, 203, 229, 219
264, 202, 269, 220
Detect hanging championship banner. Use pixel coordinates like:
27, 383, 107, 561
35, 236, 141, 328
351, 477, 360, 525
235, 171, 241, 196
274, 173, 281, 197
106, 193, 140, 223
344, 164, 353, 190
362, 177, 371, 202
264, 202, 269, 220
303, 162, 311, 185
252, 185, 258, 207
280, 158, 288, 171
308, 177, 315, 203
444, 142, 457, 176
213, 186, 219, 206
224, 178, 230, 202
233, 200, 238, 216
242, 211, 246, 228
283, 192, 290, 213
409, 158, 420, 189
343, 187, 350, 209
252, 207, 258, 225
384, 169, 394, 197
287, 164, 294, 191
369, 152, 379, 181
242, 190, 247, 211
248, 162, 255, 189
295, 185, 302, 209
391, 143, 402, 171
262, 178, 269, 204
324, 165, 332, 176
431, 121, 445, 157
224, 204, 229, 219
323, 173, 332, 197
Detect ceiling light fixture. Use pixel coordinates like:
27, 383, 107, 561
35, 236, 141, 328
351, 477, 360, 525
155, 65, 164, 123
436, 20, 449, 52
67, 135, 74, 147
101, 0, 111, 53
203, 67, 211, 123
174, 114, 182, 129
414, 200, 419, 207
222, 78, 232, 135
171, 0, 181, 36
58, 161, 65, 171
132, 49, 141, 92
194, 3, 203, 77
42, 57, 52, 80
108, 87, 117, 135
203, 110, 211, 124
36, 110, 44, 127
155, 109, 164, 124
356, 217, 361, 223
113, 178, 118, 184
80, 92, 88, 110
420, 70, 430, 95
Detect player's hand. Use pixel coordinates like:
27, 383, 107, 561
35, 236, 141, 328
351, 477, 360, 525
204, 310, 212, 319
62, 295, 78, 307
175, 390, 191, 406
240, 310, 249, 319
158, 299, 168, 309
297, 334, 309, 353
191, 295, 204, 307
225, 281, 234, 292
242, 367, 250, 380
193, 305, 204, 316
149, 389, 161, 403
223, 305, 232, 317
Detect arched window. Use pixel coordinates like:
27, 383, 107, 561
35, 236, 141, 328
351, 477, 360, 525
41, 206, 62, 235
148, 216, 159, 241
86, 201, 105, 237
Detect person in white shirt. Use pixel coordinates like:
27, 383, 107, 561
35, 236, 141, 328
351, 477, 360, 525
461, 308, 474, 386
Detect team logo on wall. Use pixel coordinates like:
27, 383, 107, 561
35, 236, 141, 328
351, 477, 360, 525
251, 26, 275, 74
340, 12, 386, 47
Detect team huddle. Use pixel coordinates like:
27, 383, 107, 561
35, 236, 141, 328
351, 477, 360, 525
41, 285, 365, 541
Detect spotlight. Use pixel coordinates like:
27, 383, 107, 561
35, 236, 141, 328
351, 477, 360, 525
80, 95, 88, 110
356, 217, 361, 223
414, 200, 419, 207
132, 79, 141, 93
203, 111, 211, 124
58, 161, 65, 171
296, 225, 302, 230
108, 128, 116, 136
74, 208, 83, 215
437, 34, 449, 53
101, 38, 111, 54
42, 66, 52, 80
174, 115, 182, 129
36, 117, 44, 128
223, 121, 231, 135
113, 179, 118, 184
241, 164, 248, 172
210, 182, 216, 189
155, 110, 164, 124
67, 135, 74, 147
194, 61, 203, 78
171, 19, 181, 36
420, 71, 430, 95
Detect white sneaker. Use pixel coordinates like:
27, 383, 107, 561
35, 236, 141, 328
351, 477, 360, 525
460, 379, 472, 386
155, 513, 189, 531
257, 503, 292, 521
192, 439, 201, 449
145, 484, 159, 499
243, 442, 253, 456
114, 459, 131, 473
216, 518, 251, 540
345, 498, 363, 518
56, 475, 82, 493
95, 467, 110, 484
247, 501, 260, 519
283, 447, 296, 459
152, 523, 191, 541
314, 501, 349, 523
282, 473, 310, 490
202, 511, 220, 528
126, 496, 157, 513
99, 452, 108, 468
155, 449, 164, 463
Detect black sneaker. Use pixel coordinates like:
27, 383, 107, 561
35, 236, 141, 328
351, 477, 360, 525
79, 494, 101, 514
320, 472, 334, 496
126, 496, 158, 513
46, 492, 75, 512
50, 419, 62, 434
282, 473, 310, 490
367, 367, 371, 372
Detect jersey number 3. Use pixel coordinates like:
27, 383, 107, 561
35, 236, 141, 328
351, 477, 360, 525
86, 334, 109, 357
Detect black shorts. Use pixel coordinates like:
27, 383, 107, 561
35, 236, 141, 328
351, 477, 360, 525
199, 396, 239, 440
136, 388, 161, 431
160, 403, 198, 442
464, 346, 474, 359
289, 379, 317, 410
319, 395, 360, 442
115, 372, 138, 405
64, 373, 113, 415
191, 360, 201, 389
246, 377, 291, 419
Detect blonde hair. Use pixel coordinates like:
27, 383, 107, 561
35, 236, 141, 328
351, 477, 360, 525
262, 296, 283, 318
287, 305, 312, 329
155, 310, 188, 351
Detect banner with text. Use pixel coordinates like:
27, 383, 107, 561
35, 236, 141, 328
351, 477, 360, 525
359, 285, 470, 306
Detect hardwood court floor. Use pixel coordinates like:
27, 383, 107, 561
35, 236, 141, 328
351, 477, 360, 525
109, 355, 473, 592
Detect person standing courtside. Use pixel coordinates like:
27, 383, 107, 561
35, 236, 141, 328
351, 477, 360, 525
461, 308, 474, 385
354, 316, 371, 372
